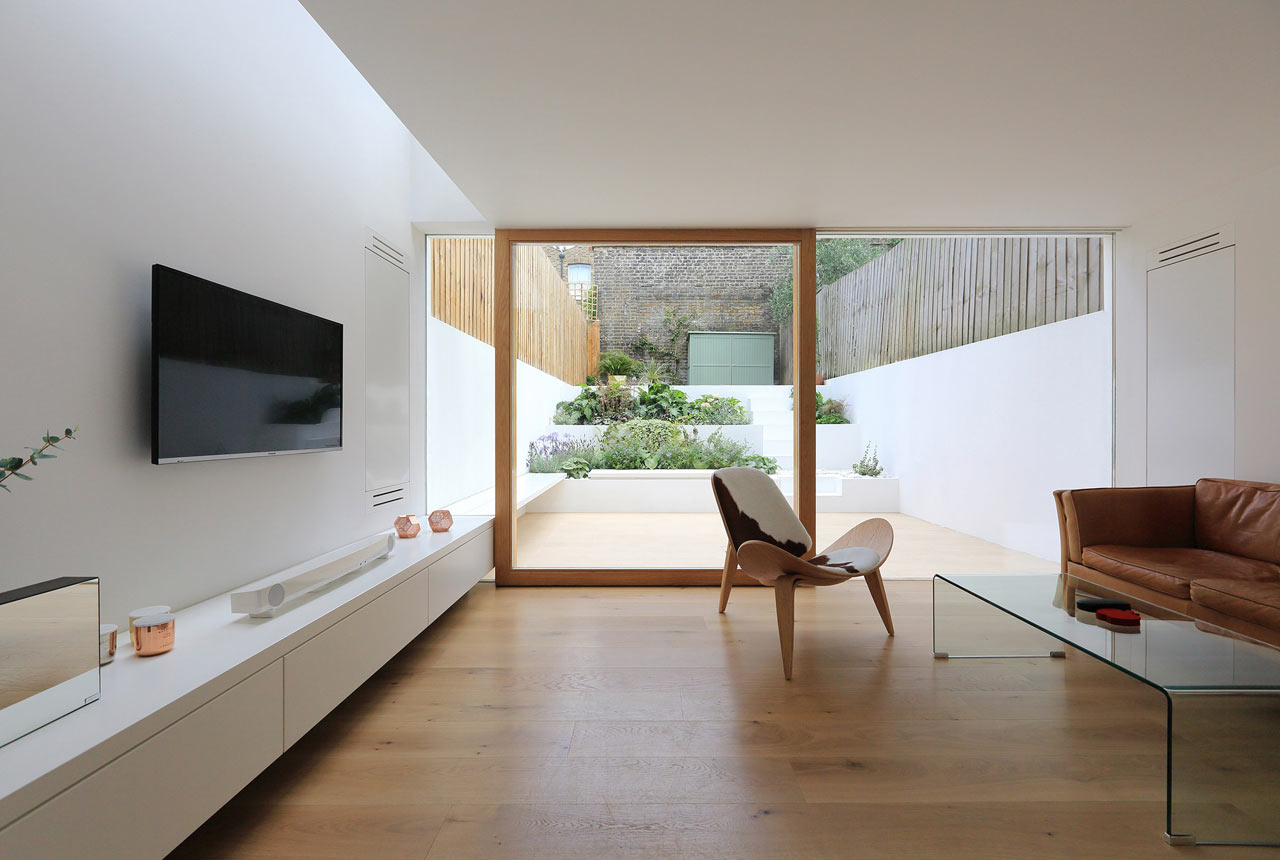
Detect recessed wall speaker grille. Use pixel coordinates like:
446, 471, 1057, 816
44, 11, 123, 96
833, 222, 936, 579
370, 486, 406, 509
1147, 224, 1234, 271
366, 229, 408, 273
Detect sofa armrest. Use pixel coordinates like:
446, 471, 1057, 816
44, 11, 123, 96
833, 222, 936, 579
1058, 485, 1196, 564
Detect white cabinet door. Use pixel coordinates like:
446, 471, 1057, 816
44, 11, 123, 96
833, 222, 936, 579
0, 662, 283, 860
283, 569, 430, 747
1146, 247, 1234, 485
365, 248, 411, 491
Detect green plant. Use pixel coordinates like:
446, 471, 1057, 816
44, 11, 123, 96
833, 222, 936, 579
815, 392, 850, 424
597, 378, 635, 422
742, 454, 780, 474
552, 386, 603, 425
527, 432, 598, 474
602, 419, 683, 451
1, 427, 78, 494
853, 442, 883, 477
689, 394, 749, 425
560, 457, 592, 479
527, 422, 776, 478
596, 350, 639, 379
789, 388, 851, 424
767, 238, 900, 323
636, 357, 673, 386
629, 310, 695, 383
634, 382, 692, 422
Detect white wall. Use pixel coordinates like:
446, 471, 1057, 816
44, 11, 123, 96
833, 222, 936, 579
426, 318, 577, 509
1114, 165, 1280, 486
0, 1, 477, 624
825, 312, 1113, 560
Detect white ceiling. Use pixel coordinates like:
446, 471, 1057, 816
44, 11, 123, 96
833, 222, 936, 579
301, 0, 1280, 229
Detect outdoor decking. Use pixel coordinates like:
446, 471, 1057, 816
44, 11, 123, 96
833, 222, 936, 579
515, 512, 1057, 577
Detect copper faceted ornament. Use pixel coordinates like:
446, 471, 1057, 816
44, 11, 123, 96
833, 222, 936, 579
427, 509, 453, 532
394, 514, 421, 538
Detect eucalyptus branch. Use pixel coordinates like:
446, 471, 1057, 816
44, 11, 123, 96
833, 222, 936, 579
0, 426, 78, 493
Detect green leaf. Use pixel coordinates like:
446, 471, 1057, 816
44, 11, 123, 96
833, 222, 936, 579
43, 435, 60, 445
11, 472, 32, 481
64, 428, 74, 437
33, 452, 55, 460
0, 483, 10, 492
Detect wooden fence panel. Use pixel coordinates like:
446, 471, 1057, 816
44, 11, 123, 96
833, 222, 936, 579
816, 236, 1104, 377
430, 238, 590, 385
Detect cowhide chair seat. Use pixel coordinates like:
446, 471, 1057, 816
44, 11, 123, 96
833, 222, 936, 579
711, 467, 895, 680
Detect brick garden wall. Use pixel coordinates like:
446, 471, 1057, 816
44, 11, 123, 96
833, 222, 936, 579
590, 245, 791, 381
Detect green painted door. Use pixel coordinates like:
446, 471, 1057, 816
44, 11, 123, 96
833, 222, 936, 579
687, 332, 775, 384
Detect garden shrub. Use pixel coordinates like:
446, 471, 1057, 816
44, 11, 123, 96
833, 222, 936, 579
634, 382, 692, 422
689, 394, 748, 425
553, 383, 748, 426
815, 391, 851, 424
527, 422, 778, 478
853, 442, 883, 477
596, 350, 639, 379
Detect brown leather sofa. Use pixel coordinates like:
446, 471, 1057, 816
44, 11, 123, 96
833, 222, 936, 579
1054, 478, 1280, 648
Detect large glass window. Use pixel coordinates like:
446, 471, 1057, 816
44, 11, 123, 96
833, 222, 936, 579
507, 237, 810, 580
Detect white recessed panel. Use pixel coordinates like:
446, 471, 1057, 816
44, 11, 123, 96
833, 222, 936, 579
1146, 247, 1234, 485
365, 247, 411, 491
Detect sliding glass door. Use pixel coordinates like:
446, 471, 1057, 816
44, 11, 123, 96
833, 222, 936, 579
494, 230, 817, 586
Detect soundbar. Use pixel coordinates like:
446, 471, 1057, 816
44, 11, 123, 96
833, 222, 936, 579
229, 533, 396, 617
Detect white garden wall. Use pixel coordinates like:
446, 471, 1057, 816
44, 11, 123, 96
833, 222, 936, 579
426, 317, 578, 509
824, 311, 1112, 560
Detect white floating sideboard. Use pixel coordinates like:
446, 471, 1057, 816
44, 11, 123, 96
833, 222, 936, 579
0, 516, 494, 860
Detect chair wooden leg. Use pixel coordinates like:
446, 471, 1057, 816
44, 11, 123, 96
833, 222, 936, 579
718, 541, 736, 614
863, 569, 894, 636
774, 576, 799, 680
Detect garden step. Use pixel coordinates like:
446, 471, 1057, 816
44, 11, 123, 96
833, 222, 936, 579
750, 409, 794, 426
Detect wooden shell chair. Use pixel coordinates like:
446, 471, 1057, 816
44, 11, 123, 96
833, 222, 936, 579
711, 467, 895, 679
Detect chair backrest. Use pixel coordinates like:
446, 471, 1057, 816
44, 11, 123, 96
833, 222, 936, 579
711, 467, 812, 558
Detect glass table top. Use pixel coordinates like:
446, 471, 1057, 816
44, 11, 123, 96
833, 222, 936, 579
934, 573, 1280, 693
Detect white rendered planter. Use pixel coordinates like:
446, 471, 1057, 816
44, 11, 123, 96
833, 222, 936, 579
524, 469, 900, 514
538, 424, 764, 454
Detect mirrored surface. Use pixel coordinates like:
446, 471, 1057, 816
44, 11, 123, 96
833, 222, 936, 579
0, 577, 100, 748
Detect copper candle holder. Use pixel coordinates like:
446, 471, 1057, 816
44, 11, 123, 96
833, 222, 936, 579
394, 514, 421, 538
427, 509, 453, 533
132, 614, 175, 657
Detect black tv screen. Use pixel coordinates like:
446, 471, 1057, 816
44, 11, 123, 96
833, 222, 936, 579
151, 265, 342, 464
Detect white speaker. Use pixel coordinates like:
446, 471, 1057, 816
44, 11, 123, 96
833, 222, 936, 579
229, 533, 396, 617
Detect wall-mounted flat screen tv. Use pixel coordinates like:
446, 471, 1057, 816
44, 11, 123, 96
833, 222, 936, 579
151, 265, 342, 464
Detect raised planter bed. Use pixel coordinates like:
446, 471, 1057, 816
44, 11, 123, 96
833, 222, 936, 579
539, 424, 765, 455
523, 469, 899, 514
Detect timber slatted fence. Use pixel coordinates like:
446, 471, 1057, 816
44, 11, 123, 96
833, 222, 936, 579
816, 236, 1103, 377
430, 237, 591, 385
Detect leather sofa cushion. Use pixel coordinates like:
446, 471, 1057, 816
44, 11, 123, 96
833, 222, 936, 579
1194, 478, 1280, 564
1081, 545, 1280, 599
1191, 578, 1280, 631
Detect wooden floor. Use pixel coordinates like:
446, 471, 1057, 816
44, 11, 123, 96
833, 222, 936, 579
170, 581, 1273, 859
516, 512, 1057, 577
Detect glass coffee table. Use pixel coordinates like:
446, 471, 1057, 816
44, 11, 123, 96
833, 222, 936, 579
933, 573, 1280, 847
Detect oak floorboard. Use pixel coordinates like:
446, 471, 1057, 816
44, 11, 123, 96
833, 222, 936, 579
169, 581, 1271, 859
